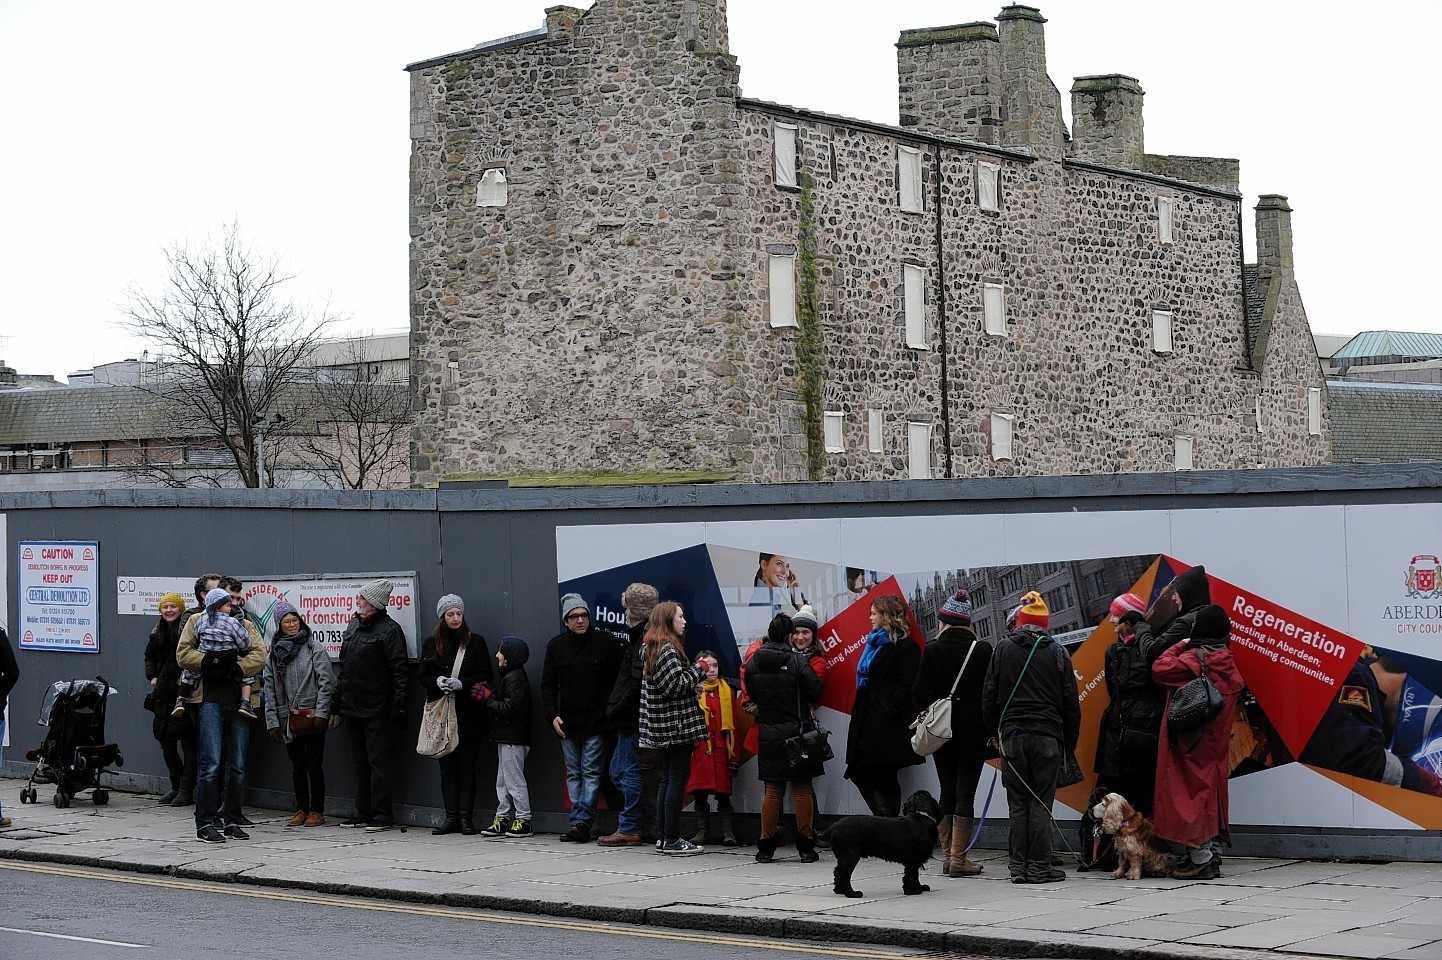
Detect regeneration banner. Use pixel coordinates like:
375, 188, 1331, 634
18, 540, 99, 653
236, 574, 419, 659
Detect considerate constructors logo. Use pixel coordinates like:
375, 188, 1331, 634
1405, 556, 1442, 600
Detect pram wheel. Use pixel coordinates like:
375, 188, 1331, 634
93, 790, 109, 805
20, 787, 35, 804
53, 792, 70, 808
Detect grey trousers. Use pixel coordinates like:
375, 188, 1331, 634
496, 743, 531, 820
1000, 732, 1062, 881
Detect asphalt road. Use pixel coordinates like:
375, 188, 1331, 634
1, 861, 959, 960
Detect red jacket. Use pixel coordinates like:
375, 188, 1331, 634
1152, 641, 1245, 849
687, 681, 737, 794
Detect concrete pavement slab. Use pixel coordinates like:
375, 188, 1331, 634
1281, 931, 1437, 958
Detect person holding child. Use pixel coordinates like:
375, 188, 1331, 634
172, 589, 258, 720
687, 650, 739, 847
473, 635, 532, 837
420, 594, 493, 836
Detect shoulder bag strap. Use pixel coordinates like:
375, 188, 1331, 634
948, 641, 976, 698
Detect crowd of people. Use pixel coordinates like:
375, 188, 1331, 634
124, 568, 1237, 879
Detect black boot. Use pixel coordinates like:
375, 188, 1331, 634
433, 814, 461, 836
158, 778, 180, 805
755, 836, 778, 864
719, 808, 738, 847
170, 780, 195, 807
796, 834, 819, 863
460, 814, 476, 836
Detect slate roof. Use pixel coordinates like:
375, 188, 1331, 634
1332, 331, 1442, 362
1327, 380, 1442, 464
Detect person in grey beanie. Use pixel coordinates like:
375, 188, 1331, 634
419, 593, 492, 836
338, 578, 411, 832
541, 592, 624, 843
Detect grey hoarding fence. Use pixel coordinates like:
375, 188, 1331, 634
3, 463, 1441, 858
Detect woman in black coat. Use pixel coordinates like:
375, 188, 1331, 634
912, 589, 993, 877
743, 614, 824, 864
1094, 593, 1166, 816
143, 592, 196, 805
419, 594, 493, 836
845, 594, 923, 816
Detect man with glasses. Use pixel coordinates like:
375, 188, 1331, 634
542, 593, 624, 843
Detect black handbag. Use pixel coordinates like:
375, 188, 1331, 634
783, 670, 833, 766
1167, 648, 1224, 734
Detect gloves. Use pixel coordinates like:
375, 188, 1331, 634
1406, 762, 1442, 797
1118, 611, 1144, 626
470, 682, 493, 705
328, 715, 342, 731
268, 727, 283, 744
447, 677, 465, 693
436, 676, 451, 692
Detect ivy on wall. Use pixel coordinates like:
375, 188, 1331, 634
796, 170, 824, 480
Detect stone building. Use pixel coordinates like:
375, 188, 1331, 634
406, 1, 1330, 484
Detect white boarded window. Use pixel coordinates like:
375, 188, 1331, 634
904, 264, 927, 348
773, 122, 798, 188
477, 168, 508, 207
977, 161, 1000, 212
824, 412, 845, 453
1255, 396, 1264, 433
983, 282, 1006, 337
990, 412, 1014, 461
1152, 309, 1173, 354
908, 421, 933, 479
1308, 387, 1322, 435
898, 145, 923, 213
1157, 196, 1175, 244
1175, 435, 1194, 471
768, 253, 797, 328
868, 410, 883, 452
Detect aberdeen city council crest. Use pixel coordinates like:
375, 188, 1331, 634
1406, 555, 1442, 599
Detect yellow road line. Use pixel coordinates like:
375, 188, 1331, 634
0, 861, 913, 959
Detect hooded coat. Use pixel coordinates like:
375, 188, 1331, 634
744, 639, 825, 782
1151, 608, 1246, 849
487, 636, 532, 746
1133, 565, 1211, 665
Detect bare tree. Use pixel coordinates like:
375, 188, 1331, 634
118, 222, 336, 487
292, 338, 410, 489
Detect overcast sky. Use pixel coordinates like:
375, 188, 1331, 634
2, 1, 1435, 380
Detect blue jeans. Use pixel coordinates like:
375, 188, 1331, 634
195, 701, 249, 830
561, 734, 605, 827
610, 732, 653, 835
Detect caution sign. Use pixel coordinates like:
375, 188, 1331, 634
19, 540, 100, 653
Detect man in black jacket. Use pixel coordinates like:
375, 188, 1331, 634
981, 591, 1081, 884
542, 592, 624, 843
597, 583, 659, 846
338, 579, 411, 832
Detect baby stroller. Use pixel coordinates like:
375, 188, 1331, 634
18, 678, 124, 808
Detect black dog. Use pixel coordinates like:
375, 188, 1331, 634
830, 790, 942, 898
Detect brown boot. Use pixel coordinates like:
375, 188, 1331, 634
937, 814, 955, 873
950, 816, 983, 876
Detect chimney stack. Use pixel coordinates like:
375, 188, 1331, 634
896, 22, 1002, 143
1069, 74, 1144, 169
1255, 195, 1294, 273
996, 5, 1065, 158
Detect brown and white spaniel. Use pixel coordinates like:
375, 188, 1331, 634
1090, 792, 1174, 880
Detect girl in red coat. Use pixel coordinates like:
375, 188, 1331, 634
688, 650, 740, 845
1152, 604, 1246, 880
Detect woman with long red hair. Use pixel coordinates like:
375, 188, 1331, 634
638, 601, 708, 855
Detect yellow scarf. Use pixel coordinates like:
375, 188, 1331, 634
697, 677, 737, 758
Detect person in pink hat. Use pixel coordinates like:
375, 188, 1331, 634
1094, 593, 1164, 816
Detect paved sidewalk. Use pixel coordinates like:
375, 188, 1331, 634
0, 779, 1437, 960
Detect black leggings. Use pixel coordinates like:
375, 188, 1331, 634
932, 748, 983, 818
849, 763, 903, 817
285, 732, 327, 813
655, 744, 693, 842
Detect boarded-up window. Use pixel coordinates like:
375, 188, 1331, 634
1308, 387, 1322, 435
868, 410, 883, 452
768, 253, 797, 328
1157, 196, 1175, 244
824, 412, 845, 453
977, 161, 1001, 212
990, 412, 1014, 461
1255, 396, 1264, 433
1152, 309, 1173, 354
1174, 435, 1194, 471
477, 168, 508, 207
908, 421, 933, 479
774, 122, 798, 188
898, 145, 923, 213
904, 264, 927, 348
983, 282, 1006, 336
